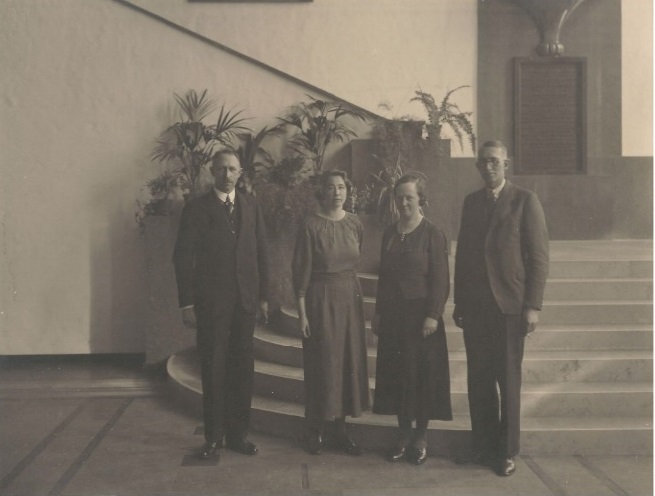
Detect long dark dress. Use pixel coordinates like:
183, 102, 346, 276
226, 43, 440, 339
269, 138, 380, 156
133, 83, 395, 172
292, 212, 371, 426
373, 218, 452, 421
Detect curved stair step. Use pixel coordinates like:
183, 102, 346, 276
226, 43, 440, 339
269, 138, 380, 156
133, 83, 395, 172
167, 348, 652, 455
255, 325, 653, 382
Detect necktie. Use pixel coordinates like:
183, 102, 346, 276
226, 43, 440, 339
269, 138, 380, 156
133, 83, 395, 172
485, 190, 497, 224
224, 197, 236, 233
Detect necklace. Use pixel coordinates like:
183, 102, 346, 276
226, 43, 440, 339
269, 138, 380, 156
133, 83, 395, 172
397, 216, 423, 242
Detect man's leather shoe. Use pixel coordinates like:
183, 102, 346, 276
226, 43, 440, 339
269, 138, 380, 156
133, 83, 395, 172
497, 457, 516, 476
407, 446, 428, 465
385, 444, 406, 462
454, 450, 493, 466
337, 437, 363, 456
302, 435, 323, 455
226, 438, 258, 456
198, 441, 220, 459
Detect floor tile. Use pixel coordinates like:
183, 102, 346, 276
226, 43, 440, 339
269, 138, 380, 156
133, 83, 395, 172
578, 455, 654, 496
5, 398, 129, 496
0, 362, 651, 496
0, 398, 83, 480
526, 455, 620, 496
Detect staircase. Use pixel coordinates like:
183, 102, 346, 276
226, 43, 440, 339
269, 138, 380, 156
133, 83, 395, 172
167, 240, 653, 455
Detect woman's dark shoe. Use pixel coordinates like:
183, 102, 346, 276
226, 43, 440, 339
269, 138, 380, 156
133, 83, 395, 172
338, 437, 363, 456
407, 446, 428, 465
198, 441, 220, 460
385, 444, 406, 462
497, 457, 516, 476
302, 435, 323, 455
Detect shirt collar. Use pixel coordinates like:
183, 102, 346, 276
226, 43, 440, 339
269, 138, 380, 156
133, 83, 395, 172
487, 179, 506, 199
214, 188, 234, 204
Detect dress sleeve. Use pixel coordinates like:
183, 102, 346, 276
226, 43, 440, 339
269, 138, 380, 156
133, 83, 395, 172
426, 225, 450, 320
292, 220, 313, 298
356, 215, 364, 253
374, 226, 393, 315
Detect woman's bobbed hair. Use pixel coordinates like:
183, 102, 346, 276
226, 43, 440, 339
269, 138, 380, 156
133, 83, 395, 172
393, 173, 429, 206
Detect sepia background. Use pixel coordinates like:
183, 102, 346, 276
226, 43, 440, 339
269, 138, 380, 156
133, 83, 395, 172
0, 0, 651, 356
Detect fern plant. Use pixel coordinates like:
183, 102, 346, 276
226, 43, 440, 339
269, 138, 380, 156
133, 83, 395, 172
411, 86, 476, 154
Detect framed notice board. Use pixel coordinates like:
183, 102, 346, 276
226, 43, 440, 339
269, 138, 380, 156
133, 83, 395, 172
514, 57, 587, 174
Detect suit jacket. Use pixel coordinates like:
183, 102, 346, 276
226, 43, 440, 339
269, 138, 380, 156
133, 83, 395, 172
454, 181, 549, 315
173, 190, 269, 314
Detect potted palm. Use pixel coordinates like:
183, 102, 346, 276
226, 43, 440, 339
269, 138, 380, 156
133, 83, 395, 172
235, 127, 276, 196
136, 89, 250, 229
410, 86, 477, 155
271, 95, 368, 174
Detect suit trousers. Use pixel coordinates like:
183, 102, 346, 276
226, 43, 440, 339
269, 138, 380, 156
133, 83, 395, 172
462, 296, 524, 458
196, 293, 256, 444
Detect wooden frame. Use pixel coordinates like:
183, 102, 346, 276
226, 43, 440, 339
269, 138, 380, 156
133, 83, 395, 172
514, 57, 587, 175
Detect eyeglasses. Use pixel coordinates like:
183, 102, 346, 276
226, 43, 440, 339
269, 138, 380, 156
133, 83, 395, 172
476, 158, 506, 169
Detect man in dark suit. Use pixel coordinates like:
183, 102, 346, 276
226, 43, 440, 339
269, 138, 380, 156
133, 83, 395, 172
453, 140, 549, 476
173, 149, 269, 460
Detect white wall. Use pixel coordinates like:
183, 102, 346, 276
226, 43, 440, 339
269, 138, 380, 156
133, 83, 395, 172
622, 0, 653, 157
0, 0, 477, 354
132, 0, 478, 154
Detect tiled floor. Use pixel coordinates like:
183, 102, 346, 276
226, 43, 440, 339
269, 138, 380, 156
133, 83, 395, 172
0, 355, 652, 496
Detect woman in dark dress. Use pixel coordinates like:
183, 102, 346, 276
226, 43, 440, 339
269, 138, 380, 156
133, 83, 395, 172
372, 173, 452, 465
292, 170, 371, 456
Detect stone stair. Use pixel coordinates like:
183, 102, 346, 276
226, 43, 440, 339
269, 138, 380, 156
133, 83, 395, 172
167, 240, 653, 455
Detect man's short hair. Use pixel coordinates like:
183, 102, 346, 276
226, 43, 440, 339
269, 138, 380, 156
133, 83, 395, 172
211, 148, 241, 167
478, 140, 508, 157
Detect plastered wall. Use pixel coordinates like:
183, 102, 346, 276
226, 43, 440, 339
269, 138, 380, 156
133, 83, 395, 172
0, 0, 476, 354
622, 0, 653, 157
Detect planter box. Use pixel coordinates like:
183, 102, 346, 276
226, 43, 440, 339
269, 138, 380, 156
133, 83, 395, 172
144, 215, 195, 364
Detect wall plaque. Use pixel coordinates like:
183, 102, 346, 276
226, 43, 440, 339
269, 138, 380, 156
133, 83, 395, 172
514, 57, 586, 174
